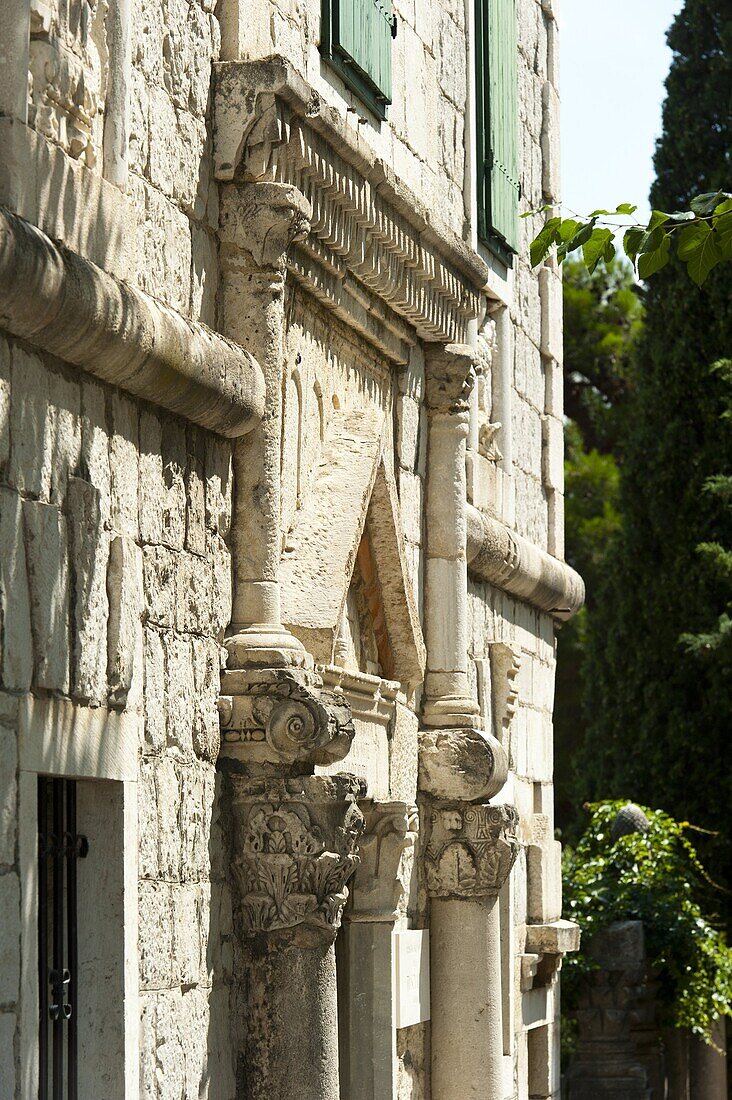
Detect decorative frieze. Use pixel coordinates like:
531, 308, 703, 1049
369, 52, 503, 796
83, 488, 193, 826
229, 774, 366, 947
424, 802, 519, 899
214, 58, 486, 347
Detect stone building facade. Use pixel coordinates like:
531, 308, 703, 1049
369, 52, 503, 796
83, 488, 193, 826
0, 0, 583, 1096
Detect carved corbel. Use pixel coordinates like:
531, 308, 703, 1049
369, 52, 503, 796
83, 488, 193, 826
424, 801, 519, 899
347, 801, 418, 922
425, 343, 479, 417
228, 774, 367, 948
419, 726, 509, 803
219, 668, 355, 767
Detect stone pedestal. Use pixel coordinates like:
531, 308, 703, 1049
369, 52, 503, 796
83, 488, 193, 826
227, 773, 366, 1100
425, 801, 519, 1100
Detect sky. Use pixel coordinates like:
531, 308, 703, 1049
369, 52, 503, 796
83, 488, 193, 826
561, 0, 685, 225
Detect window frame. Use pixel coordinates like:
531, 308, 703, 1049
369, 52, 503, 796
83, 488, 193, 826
320, 0, 395, 121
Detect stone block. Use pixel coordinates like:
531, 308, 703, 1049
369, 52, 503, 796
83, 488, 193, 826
390, 700, 419, 803
210, 534, 232, 635
541, 82, 561, 202
0, 489, 33, 691
528, 1021, 560, 1099
0, 870, 20, 1003
138, 881, 174, 990
185, 436, 206, 556
161, 418, 187, 551
542, 415, 564, 492
164, 635, 194, 757
155, 756, 182, 879
525, 919, 581, 956
539, 267, 562, 364
68, 477, 109, 705
143, 544, 178, 629
544, 359, 563, 419
179, 763, 209, 882
110, 391, 140, 538
191, 637, 220, 763
527, 837, 562, 924
80, 379, 111, 527
106, 535, 143, 706
0, 338, 10, 472
138, 408, 164, 546
205, 436, 232, 538
0, 1012, 15, 1099
47, 367, 82, 505
154, 989, 186, 1097
23, 500, 70, 692
172, 884, 204, 986
176, 552, 213, 634
143, 626, 167, 753
191, 225, 218, 327
138, 759, 159, 880
0, 723, 16, 867
398, 469, 423, 545
396, 395, 422, 474
9, 347, 54, 501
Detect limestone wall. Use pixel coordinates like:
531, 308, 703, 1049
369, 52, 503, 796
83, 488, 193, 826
0, 329, 234, 1096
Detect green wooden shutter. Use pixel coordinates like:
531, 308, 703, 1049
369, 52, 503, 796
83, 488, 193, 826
475, 0, 520, 254
322, 0, 393, 118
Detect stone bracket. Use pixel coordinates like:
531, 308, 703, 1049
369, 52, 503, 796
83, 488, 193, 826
347, 800, 418, 922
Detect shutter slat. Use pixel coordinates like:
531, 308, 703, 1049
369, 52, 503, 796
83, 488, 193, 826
476, 0, 520, 253
334, 0, 392, 105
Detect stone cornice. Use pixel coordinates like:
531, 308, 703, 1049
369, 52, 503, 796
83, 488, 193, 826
466, 505, 585, 621
214, 56, 489, 345
0, 206, 265, 437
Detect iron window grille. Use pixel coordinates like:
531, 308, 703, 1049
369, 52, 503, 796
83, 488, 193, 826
38, 777, 89, 1100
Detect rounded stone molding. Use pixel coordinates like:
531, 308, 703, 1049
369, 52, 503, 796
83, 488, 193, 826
424, 801, 520, 899
418, 726, 509, 803
228, 774, 367, 948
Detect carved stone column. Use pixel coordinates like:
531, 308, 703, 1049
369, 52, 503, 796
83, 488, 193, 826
426, 802, 519, 1100
423, 343, 482, 727
226, 773, 366, 1100
219, 179, 312, 666
337, 802, 418, 1100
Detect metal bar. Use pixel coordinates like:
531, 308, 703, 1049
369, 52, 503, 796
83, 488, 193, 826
38, 778, 49, 1100
67, 782, 78, 1100
52, 779, 64, 1098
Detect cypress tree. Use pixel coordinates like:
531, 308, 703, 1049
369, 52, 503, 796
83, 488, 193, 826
579, 1, 732, 907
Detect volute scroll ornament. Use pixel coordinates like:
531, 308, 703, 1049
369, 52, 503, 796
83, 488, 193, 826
219, 667, 356, 766
229, 774, 367, 948
424, 801, 519, 898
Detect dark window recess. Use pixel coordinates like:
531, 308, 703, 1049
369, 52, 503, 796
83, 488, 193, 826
475, 0, 520, 263
321, 0, 395, 120
38, 777, 89, 1100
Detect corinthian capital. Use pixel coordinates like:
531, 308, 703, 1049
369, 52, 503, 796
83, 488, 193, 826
220, 181, 312, 270
424, 801, 519, 898
229, 774, 367, 947
348, 801, 418, 922
219, 666, 355, 767
425, 343, 479, 415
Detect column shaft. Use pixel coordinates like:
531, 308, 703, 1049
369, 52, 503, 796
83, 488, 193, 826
431, 897, 503, 1100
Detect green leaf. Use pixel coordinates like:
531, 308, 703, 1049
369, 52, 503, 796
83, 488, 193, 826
589, 208, 613, 217
623, 227, 645, 263
648, 210, 670, 230
677, 222, 710, 260
615, 203, 638, 215
520, 204, 553, 220
638, 233, 671, 278
686, 232, 724, 286
563, 221, 596, 257
559, 219, 581, 242
582, 228, 615, 274
530, 217, 562, 266
690, 191, 729, 217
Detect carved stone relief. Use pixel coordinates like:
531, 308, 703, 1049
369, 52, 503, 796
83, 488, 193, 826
424, 801, 519, 899
348, 801, 418, 921
28, 0, 109, 167
229, 774, 366, 947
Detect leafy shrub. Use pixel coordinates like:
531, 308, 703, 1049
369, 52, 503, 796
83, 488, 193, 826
563, 800, 732, 1042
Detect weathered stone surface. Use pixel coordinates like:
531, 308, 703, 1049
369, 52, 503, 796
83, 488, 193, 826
0, 870, 20, 1004
106, 535, 143, 706
0, 488, 33, 691
68, 476, 109, 705
23, 500, 70, 692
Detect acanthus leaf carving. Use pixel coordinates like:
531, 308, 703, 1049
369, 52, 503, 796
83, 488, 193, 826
424, 801, 519, 898
348, 801, 418, 922
229, 774, 366, 947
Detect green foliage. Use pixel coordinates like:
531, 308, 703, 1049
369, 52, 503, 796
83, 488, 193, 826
524, 192, 732, 285
562, 259, 641, 452
577, 0, 732, 923
563, 801, 732, 1042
